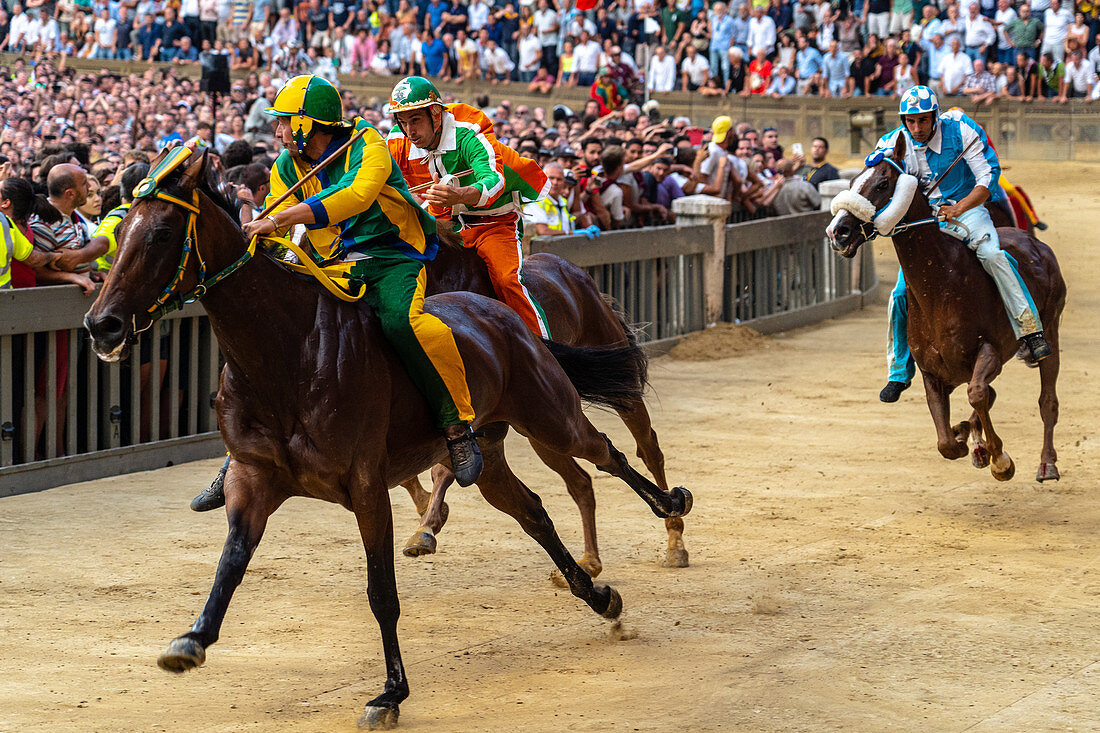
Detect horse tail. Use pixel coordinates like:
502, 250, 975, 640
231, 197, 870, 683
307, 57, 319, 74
541, 338, 648, 413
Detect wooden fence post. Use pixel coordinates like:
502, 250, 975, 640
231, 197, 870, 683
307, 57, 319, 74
672, 195, 732, 325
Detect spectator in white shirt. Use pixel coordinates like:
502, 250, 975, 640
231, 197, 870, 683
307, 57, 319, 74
681, 44, 710, 91
467, 0, 490, 32
647, 44, 678, 92
746, 5, 777, 59
93, 8, 116, 59
8, 4, 31, 52
1040, 0, 1073, 63
938, 36, 973, 95
993, 0, 1017, 66
481, 38, 514, 83
573, 30, 602, 87
517, 24, 542, 83
962, 3, 996, 62
1062, 49, 1096, 98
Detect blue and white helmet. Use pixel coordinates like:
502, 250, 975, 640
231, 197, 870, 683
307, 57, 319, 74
898, 85, 939, 117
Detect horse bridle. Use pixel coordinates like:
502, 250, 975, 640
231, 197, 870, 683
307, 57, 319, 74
130, 186, 258, 338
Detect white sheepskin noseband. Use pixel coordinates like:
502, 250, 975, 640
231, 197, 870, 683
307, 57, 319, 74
830, 189, 875, 222
872, 173, 917, 235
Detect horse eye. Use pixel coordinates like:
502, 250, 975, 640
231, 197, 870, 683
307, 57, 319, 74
874, 180, 888, 191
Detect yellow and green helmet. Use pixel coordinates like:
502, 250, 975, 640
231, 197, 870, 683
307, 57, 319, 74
266, 75, 351, 155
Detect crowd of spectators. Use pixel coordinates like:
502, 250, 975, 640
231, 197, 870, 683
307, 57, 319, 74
3, 0, 1098, 101
1, 53, 846, 304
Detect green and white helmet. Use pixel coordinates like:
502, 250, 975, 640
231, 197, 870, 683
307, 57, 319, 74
389, 76, 445, 115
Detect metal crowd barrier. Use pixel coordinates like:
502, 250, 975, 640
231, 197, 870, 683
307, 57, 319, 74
0, 287, 224, 497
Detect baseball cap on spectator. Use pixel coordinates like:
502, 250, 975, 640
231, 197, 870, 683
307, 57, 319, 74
712, 116, 733, 144
556, 145, 578, 159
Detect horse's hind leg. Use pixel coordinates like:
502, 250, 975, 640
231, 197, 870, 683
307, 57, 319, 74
530, 440, 602, 582
964, 387, 996, 469
400, 476, 432, 516
477, 439, 622, 619
158, 464, 286, 674
1036, 345, 1060, 482
616, 398, 688, 568
352, 483, 408, 730
968, 344, 1013, 481
922, 370, 968, 460
402, 465, 454, 558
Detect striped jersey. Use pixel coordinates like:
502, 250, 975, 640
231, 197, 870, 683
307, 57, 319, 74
265, 117, 438, 262
387, 103, 549, 219
28, 206, 92, 272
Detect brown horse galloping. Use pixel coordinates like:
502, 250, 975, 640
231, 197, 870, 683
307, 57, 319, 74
395, 238, 688, 573
827, 134, 1065, 483
83, 149, 691, 729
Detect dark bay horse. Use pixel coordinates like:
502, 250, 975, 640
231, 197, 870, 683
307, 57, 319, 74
827, 134, 1065, 483
396, 236, 688, 573
83, 149, 691, 729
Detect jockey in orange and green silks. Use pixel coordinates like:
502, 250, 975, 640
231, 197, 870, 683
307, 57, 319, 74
386, 76, 553, 339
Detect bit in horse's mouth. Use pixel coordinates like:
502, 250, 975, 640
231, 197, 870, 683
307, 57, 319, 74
92, 339, 129, 363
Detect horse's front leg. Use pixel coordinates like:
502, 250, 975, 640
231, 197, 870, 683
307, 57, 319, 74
968, 343, 1013, 481
354, 483, 408, 730
158, 463, 286, 673
402, 464, 454, 558
1036, 345, 1060, 482
921, 370, 968, 459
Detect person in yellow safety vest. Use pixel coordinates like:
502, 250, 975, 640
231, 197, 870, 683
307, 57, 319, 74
0, 176, 64, 288
521, 163, 602, 239
92, 162, 150, 274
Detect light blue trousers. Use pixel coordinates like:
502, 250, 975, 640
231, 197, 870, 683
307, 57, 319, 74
885, 206, 1043, 384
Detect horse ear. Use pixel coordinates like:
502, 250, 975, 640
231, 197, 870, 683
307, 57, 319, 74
892, 132, 906, 162
177, 148, 208, 191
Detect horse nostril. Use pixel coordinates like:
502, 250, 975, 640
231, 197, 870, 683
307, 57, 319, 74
835, 224, 850, 242
89, 314, 125, 342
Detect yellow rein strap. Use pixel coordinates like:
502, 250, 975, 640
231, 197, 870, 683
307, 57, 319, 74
265, 236, 366, 302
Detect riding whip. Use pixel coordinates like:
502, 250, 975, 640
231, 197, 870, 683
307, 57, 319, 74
408, 169, 474, 194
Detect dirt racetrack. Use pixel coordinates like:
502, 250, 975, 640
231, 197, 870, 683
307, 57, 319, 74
2, 160, 1098, 733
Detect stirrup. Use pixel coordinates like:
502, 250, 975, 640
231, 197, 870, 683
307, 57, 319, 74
190, 458, 229, 512
1021, 332, 1051, 363
446, 428, 483, 487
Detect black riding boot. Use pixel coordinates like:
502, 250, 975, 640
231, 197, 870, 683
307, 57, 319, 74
1021, 332, 1051, 362
444, 424, 483, 487
879, 380, 910, 403
190, 455, 229, 512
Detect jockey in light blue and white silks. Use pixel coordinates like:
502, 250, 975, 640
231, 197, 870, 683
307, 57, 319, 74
875, 86, 1045, 389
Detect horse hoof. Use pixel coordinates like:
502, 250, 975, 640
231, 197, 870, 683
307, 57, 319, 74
402, 528, 437, 557
1036, 462, 1060, 482
991, 453, 1015, 482
157, 636, 206, 674
971, 444, 990, 469
549, 569, 569, 588
668, 487, 693, 518
664, 546, 690, 568
600, 586, 623, 619
358, 705, 399, 730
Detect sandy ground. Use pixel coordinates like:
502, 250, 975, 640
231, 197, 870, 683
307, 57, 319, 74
2, 160, 1098, 733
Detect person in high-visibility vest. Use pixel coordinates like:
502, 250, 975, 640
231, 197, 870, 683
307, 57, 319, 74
386, 76, 553, 338
91, 162, 150, 273
0, 176, 61, 288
